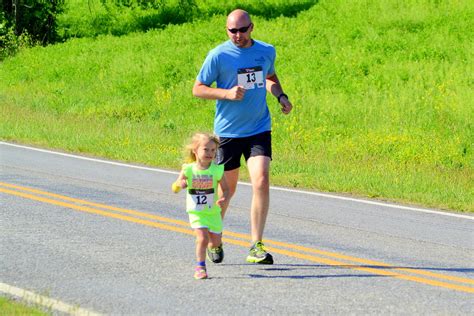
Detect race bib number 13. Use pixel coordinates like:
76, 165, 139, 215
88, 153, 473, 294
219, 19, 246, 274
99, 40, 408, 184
237, 66, 264, 90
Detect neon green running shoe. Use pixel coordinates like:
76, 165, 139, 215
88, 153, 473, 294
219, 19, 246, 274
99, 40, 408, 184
246, 241, 273, 264
207, 244, 224, 263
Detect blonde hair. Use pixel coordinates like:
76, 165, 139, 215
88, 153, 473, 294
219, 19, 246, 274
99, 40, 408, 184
184, 132, 220, 163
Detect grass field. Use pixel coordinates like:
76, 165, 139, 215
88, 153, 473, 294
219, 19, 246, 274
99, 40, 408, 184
1, 0, 473, 212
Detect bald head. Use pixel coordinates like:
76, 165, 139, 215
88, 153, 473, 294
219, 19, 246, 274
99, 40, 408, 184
226, 9, 254, 47
227, 9, 252, 27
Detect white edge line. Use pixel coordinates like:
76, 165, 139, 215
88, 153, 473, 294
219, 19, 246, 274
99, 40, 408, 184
0, 282, 102, 316
270, 186, 474, 220
0, 141, 177, 175
2, 141, 473, 221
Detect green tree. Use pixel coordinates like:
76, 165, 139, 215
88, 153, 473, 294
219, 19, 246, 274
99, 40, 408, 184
1, 0, 64, 45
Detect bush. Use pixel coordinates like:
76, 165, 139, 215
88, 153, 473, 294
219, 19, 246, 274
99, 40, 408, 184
0, 12, 35, 60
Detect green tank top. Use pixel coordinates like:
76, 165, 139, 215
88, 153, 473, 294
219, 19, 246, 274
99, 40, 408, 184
182, 162, 224, 214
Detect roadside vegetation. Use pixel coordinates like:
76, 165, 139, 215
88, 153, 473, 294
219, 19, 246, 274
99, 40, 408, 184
0, 0, 472, 212
0, 296, 48, 315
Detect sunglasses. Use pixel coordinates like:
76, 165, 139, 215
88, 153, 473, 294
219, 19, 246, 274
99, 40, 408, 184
227, 23, 252, 34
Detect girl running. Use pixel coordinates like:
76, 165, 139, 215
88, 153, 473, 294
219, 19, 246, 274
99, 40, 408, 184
172, 132, 229, 279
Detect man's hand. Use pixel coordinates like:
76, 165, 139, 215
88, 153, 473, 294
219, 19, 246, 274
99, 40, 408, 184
225, 85, 246, 100
279, 96, 293, 114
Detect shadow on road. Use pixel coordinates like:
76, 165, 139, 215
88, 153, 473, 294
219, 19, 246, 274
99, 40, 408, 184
219, 263, 474, 279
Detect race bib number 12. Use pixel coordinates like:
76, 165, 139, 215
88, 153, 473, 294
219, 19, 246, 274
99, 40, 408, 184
188, 188, 214, 211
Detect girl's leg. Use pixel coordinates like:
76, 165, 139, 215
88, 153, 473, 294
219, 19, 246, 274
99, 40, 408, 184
194, 228, 209, 279
209, 232, 222, 250
195, 228, 209, 263
208, 232, 224, 263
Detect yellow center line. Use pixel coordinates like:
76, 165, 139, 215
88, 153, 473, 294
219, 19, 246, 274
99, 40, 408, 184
0, 181, 186, 226
263, 239, 474, 286
1, 187, 194, 235
2, 182, 472, 286
264, 246, 474, 294
1, 182, 473, 294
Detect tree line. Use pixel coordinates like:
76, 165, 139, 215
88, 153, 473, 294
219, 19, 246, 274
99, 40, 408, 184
1, 0, 64, 59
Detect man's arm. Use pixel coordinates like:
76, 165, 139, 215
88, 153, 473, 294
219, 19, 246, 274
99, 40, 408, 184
266, 74, 292, 114
193, 80, 245, 101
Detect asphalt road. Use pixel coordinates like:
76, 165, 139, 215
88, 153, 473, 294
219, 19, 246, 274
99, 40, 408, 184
1, 142, 473, 315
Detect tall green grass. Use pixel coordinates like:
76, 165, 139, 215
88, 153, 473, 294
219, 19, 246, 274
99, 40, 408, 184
1, 0, 472, 212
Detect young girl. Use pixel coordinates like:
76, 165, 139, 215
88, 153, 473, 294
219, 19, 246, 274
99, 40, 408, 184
172, 132, 229, 279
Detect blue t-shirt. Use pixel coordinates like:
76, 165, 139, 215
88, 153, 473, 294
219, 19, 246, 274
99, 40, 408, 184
197, 39, 276, 138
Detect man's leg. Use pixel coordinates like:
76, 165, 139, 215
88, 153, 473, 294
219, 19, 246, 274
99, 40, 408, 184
246, 155, 271, 242
245, 155, 273, 264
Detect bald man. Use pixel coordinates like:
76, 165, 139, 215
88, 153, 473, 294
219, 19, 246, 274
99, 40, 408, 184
193, 9, 293, 265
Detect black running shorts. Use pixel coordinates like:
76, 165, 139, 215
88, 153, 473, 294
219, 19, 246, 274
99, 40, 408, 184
216, 131, 272, 171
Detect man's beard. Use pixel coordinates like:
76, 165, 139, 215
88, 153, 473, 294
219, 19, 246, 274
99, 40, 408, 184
234, 38, 250, 48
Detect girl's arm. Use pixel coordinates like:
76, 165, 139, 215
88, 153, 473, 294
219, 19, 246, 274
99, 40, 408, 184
172, 170, 187, 193
216, 174, 230, 208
